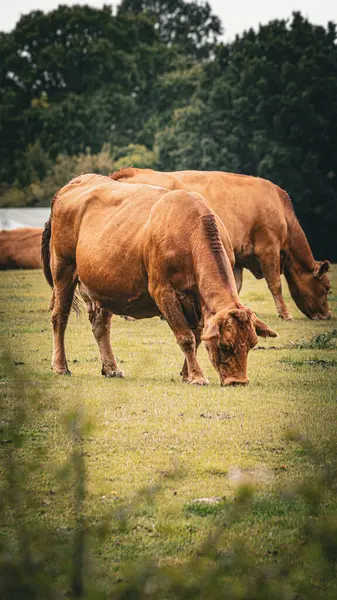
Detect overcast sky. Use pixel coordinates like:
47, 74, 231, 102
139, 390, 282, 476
1, 0, 337, 39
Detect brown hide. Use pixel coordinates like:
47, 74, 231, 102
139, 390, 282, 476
0, 228, 42, 269
44, 174, 276, 385
111, 168, 331, 320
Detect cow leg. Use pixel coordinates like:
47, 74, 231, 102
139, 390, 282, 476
51, 264, 77, 375
89, 307, 124, 378
181, 325, 203, 382
256, 246, 292, 320
234, 264, 244, 294
151, 287, 208, 385
78, 283, 124, 377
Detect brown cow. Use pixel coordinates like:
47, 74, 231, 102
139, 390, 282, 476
41, 174, 276, 386
0, 228, 42, 269
111, 168, 331, 321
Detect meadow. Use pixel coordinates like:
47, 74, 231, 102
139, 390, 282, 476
1, 266, 337, 598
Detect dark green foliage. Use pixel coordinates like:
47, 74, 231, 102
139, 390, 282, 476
1, 3, 337, 258
0, 4, 162, 180
293, 328, 337, 349
118, 0, 222, 58
155, 13, 337, 259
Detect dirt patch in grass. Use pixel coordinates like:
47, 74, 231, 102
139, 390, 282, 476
280, 357, 337, 369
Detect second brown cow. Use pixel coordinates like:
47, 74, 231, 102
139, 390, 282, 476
112, 168, 331, 321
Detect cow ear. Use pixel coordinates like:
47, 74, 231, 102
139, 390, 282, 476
202, 320, 220, 341
253, 315, 278, 338
313, 260, 330, 279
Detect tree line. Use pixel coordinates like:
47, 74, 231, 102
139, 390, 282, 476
1, 0, 336, 259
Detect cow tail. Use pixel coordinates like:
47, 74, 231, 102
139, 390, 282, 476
41, 204, 84, 316
41, 216, 53, 288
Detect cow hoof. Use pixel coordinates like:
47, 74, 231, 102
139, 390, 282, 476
53, 368, 71, 375
187, 377, 209, 386
103, 369, 125, 378
279, 314, 293, 321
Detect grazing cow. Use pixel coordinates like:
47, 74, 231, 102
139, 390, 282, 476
111, 168, 331, 321
0, 228, 42, 269
41, 174, 276, 386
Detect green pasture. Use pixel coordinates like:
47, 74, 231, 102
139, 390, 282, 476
1, 267, 337, 597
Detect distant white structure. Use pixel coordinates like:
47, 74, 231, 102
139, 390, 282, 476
0, 208, 50, 230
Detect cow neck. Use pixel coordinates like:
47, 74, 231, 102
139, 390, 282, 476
192, 214, 239, 316
283, 218, 315, 286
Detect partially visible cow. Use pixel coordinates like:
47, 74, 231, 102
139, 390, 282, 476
0, 228, 42, 269
111, 168, 331, 321
42, 174, 277, 386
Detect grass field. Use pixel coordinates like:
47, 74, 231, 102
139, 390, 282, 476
1, 266, 337, 597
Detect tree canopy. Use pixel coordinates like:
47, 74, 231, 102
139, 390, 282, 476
1, 3, 336, 259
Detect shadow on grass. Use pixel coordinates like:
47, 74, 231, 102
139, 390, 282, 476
1, 350, 337, 599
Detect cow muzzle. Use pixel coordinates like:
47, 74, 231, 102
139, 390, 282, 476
311, 312, 331, 320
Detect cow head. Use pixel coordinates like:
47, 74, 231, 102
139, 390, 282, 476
202, 307, 277, 386
287, 260, 331, 320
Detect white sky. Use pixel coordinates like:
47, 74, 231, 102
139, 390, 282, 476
1, 0, 337, 40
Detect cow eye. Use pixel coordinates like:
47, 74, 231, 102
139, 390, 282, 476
220, 343, 233, 354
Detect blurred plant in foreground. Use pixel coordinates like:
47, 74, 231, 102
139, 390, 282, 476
0, 350, 336, 599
